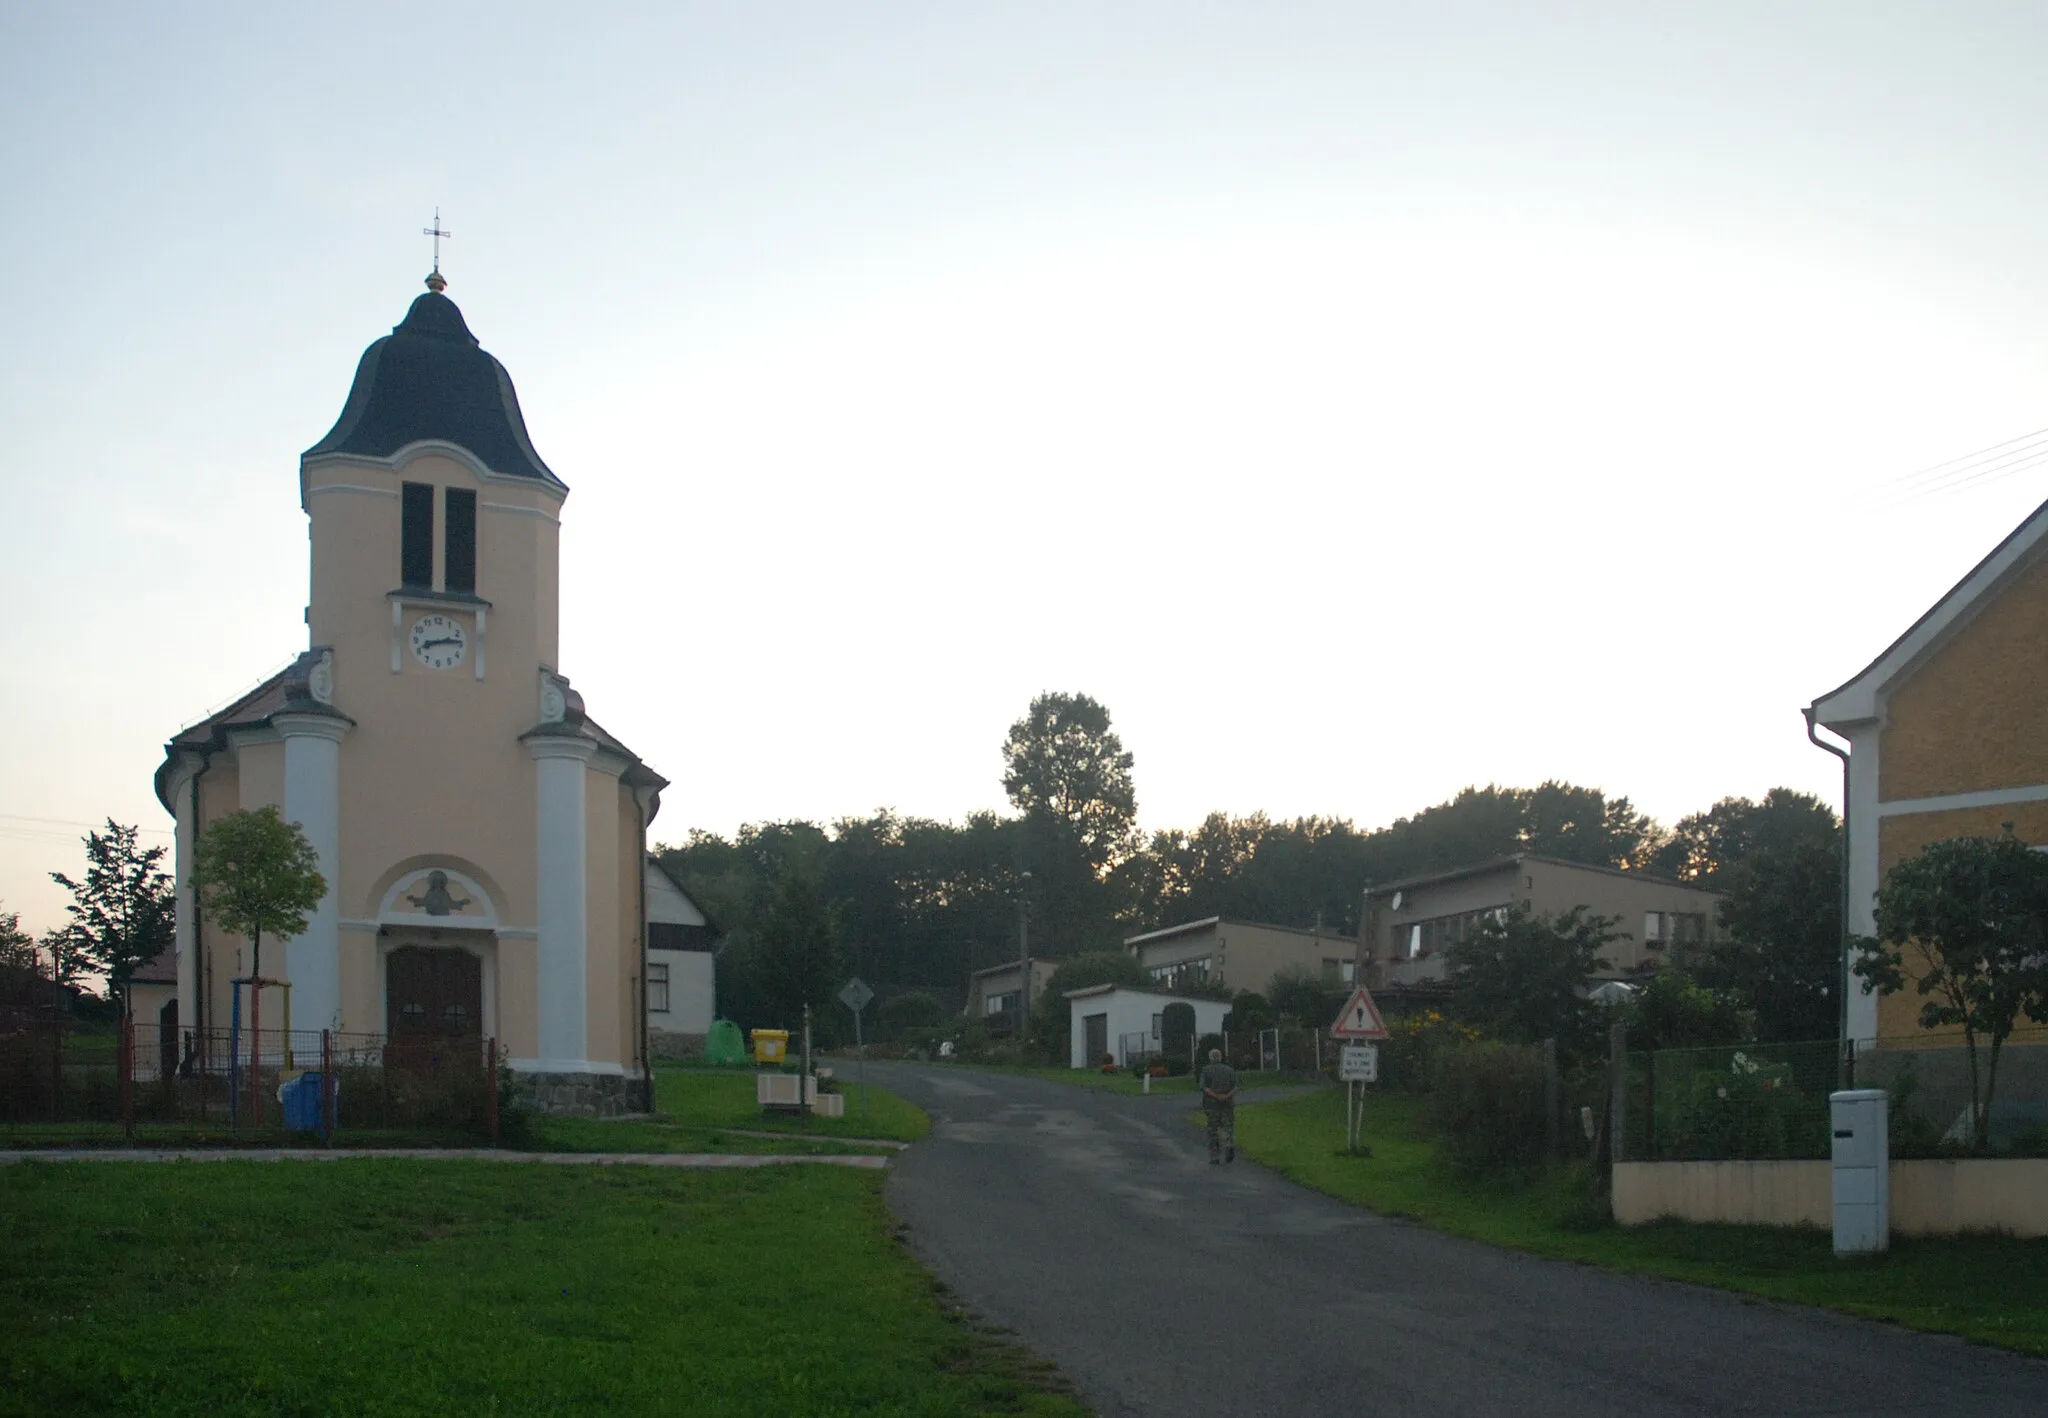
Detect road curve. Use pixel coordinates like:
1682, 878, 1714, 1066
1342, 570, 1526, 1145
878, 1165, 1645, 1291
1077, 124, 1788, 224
872, 1061, 2045, 1418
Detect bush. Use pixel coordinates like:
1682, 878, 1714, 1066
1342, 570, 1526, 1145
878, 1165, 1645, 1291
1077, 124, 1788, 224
1658, 1059, 1828, 1161
1380, 1010, 1481, 1092
1429, 1041, 1550, 1179
1223, 991, 1273, 1036
875, 991, 944, 1041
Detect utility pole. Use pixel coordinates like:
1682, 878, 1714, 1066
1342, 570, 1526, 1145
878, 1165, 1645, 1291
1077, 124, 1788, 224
1015, 830, 1032, 1044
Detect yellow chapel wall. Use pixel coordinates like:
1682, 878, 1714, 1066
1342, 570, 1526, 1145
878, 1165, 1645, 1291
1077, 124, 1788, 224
615, 789, 645, 1072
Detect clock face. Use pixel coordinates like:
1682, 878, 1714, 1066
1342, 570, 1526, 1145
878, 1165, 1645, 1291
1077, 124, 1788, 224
409, 613, 468, 670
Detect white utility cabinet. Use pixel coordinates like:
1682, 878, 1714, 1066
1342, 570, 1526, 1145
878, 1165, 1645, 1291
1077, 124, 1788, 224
1829, 1088, 1889, 1255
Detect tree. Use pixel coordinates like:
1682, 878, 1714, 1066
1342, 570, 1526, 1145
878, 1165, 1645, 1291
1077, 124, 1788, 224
1001, 692, 1137, 872
1266, 964, 1335, 1025
1698, 791, 1841, 1042
1159, 1001, 1196, 1070
1620, 965, 1751, 1052
1857, 832, 2048, 1153
748, 868, 843, 1030
1003, 693, 1139, 954
875, 990, 943, 1041
1028, 950, 1145, 1060
49, 820, 176, 1012
190, 807, 325, 1070
0, 906, 34, 973
1447, 904, 1619, 1057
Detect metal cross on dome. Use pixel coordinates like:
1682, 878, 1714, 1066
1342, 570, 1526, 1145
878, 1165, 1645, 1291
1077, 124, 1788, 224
423, 208, 451, 277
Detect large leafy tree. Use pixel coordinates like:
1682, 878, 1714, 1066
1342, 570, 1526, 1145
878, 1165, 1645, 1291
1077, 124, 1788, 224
1002, 692, 1138, 953
747, 867, 843, 1030
49, 820, 176, 1011
1642, 790, 1841, 1041
1447, 904, 1618, 1058
1857, 832, 2048, 1153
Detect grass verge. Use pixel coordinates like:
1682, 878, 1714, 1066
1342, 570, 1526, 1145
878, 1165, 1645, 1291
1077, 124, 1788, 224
0, 1158, 1085, 1417
1237, 1088, 2048, 1357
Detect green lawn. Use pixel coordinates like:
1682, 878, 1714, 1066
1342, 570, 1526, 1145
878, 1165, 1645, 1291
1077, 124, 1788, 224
0, 1159, 1085, 1417
1238, 1088, 2048, 1357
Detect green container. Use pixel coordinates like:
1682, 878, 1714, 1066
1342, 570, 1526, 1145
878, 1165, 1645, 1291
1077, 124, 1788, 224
705, 1019, 748, 1067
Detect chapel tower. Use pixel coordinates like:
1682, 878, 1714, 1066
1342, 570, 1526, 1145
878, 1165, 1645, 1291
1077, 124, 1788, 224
156, 271, 664, 1114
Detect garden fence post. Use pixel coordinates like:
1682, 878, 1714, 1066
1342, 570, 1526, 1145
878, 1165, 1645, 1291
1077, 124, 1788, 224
120, 1015, 135, 1140
1608, 1022, 1627, 1165
49, 957, 62, 1122
487, 1037, 500, 1148
1643, 1048, 1657, 1161
1542, 1037, 1559, 1163
321, 1029, 334, 1146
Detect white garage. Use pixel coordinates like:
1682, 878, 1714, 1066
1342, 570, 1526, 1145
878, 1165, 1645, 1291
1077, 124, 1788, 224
1064, 984, 1231, 1070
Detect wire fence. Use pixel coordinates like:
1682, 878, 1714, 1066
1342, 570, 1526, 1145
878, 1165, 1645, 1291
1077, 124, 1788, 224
1621, 1027, 2048, 1161
1623, 1038, 1842, 1162
0, 1020, 502, 1144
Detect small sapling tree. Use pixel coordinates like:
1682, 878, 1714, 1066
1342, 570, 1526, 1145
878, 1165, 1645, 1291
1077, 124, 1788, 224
191, 807, 325, 1090
1857, 831, 2048, 1153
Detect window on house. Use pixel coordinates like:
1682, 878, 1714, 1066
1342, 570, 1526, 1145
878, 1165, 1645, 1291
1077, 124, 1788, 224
1146, 957, 1214, 990
1644, 911, 1706, 949
648, 962, 670, 1013
1322, 958, 1355, 984
985, 990, 1018, 1016
444, 487, 477, 593
400, 482, 435, 588
1151, 1013, 1163, 1037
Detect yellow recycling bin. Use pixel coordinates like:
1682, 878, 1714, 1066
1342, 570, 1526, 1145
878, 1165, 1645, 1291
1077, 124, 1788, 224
750, 1029, 790, 1065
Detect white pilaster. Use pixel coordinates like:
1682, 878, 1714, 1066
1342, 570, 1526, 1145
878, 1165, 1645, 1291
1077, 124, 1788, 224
1844, 722, 1882, 1047
529, 735, 596, 1069
167, 756, 202, 1038
276, 713, 350, 1033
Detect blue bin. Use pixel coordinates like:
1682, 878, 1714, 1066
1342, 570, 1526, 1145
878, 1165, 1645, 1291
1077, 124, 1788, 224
282, 1073, 332, 1132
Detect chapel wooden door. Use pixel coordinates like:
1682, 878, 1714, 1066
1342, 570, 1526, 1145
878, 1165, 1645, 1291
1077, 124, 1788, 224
386, 946, 483, 1065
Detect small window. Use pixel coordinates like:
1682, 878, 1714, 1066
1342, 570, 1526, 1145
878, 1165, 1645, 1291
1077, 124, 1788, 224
1645, 911, 1663, 942
1151, 1013, 1163, 1037
648, 962, 670, 1014
444, 487, 477, 593
400, 482, 435, 588
443, 1003, 468, 1028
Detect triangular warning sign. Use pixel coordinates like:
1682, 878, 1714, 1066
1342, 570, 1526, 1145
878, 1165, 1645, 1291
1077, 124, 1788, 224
1330, 985, 1389, 1040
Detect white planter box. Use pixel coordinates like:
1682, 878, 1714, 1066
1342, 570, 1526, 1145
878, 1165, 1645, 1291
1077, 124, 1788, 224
756, 1073, 845, 1115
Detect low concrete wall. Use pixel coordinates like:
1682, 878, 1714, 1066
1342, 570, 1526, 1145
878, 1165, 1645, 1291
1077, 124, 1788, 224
1615, 1158, 2048, 1237
1892, 1159, 2048, 1238
1613, 1160, 1829, 1228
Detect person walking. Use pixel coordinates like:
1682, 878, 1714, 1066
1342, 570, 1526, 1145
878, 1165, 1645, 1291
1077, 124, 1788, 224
1199, 1047, 1238, 1164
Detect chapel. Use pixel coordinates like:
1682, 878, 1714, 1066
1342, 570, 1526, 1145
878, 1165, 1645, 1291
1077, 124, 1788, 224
152, 269, 664, 1114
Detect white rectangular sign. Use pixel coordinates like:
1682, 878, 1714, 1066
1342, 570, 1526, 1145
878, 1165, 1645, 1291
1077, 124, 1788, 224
1339, 1043, 1379, 1083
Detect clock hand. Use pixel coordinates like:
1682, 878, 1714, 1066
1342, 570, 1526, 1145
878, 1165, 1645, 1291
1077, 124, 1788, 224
421, 636, 462, 650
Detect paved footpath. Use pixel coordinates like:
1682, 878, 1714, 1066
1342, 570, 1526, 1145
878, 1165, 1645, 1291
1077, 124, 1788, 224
0, 1148, 888, 1168
870, 1061, 2048, 1418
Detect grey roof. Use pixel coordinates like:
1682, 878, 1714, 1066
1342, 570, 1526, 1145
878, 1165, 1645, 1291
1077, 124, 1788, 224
303, 283, 562, 486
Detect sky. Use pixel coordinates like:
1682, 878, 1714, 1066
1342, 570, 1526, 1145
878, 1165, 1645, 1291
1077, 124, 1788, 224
5, 2, 2048, 937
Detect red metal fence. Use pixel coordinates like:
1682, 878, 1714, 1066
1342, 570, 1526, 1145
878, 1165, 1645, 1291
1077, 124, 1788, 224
0, 1020, 500, 1144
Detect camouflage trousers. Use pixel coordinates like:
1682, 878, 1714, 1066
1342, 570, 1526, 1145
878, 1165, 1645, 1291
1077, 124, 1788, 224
1205, 1104, 1235, 1160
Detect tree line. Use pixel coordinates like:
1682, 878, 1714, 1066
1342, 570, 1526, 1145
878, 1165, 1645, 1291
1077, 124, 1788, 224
661, 692, 1844, 1044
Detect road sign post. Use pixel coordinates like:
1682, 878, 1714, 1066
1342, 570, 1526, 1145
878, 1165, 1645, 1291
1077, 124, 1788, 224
838, 976, 875, 1118
1330, 986, 1389, 1155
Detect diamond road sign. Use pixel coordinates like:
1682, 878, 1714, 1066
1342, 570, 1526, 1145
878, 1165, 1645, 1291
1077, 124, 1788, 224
838, 977, 874, 1013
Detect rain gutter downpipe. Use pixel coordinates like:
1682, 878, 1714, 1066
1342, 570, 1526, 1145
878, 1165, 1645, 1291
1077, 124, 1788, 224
1803, 706, 1854, 1085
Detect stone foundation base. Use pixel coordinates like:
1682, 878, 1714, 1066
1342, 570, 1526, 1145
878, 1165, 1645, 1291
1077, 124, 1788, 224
510, 1069, 651, 1118
650, 1030, 707, 1060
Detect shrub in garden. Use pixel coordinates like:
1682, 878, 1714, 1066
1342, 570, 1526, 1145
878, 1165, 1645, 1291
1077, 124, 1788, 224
1380, 1010, 1481, 1092
1223, 991, 1273, 1035
875, 991, 944, 1041
1657, 1053, 1828, 1160
1428, 1041, 1550, 1178
1160, 1002, 1196, 1068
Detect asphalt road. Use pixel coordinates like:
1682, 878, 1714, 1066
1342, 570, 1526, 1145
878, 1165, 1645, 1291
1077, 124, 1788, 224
872, 1062, 2047, 1418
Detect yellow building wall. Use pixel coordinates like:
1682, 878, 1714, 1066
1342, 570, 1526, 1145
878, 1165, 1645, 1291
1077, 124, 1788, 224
1880, 550, 2048, 802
